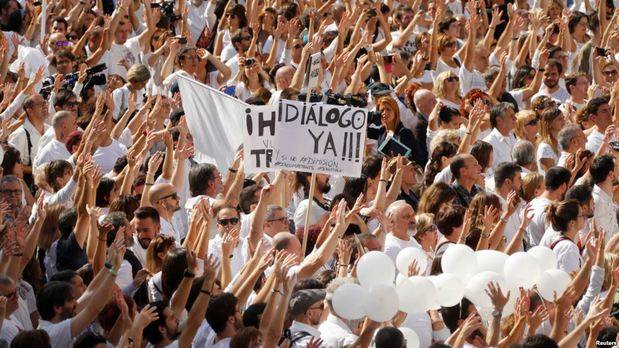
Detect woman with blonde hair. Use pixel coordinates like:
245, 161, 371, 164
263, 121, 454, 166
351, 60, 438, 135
520, 173, 544, 203
433, 71, 462, 109
418, 182, 457, 215
537, 107, 565, 173
371, 96, 419, 163
514, 110, 539, 143
414, 213, 439, 255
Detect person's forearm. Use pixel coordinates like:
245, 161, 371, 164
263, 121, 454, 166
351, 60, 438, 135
220, 253, 232, 289
171, 155, 185, 192
179, 286, 212, 347
107, 312, 130, 346
385, 169, 403, 206
265, 288, 292, 346
170, 275, 194, 319
234, 264, 264, 308
503, 226, 525, 255
290, 52, 310, 90
221, 169, 244, 208
498, 316, 525, 348
486, 313, 502, 346
21, 219, 43, 268
195, 221, 211, 259
86, 216, 99, 263
91, 234, 105, 275
252, 272, 275, 305
488, 67, 506, 100
300, 220, 348, 278
161, 141, 174, 180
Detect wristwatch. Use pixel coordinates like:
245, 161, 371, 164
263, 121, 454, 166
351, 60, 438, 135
491, 309, 502, 318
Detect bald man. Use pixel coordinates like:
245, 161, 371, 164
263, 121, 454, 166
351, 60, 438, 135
149, 183, 183, 241
269, 66, 296, 105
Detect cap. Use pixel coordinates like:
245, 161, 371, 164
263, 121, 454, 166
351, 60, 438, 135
289, 289, 326, 316
368, 82, 392, 97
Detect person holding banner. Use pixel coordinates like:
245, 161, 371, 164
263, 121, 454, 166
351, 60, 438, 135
1, 0, 619, 347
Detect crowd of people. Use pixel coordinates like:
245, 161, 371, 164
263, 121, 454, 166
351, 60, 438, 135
0, 0, 618, 346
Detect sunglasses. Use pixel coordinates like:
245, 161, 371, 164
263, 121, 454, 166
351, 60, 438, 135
526, 118, 539, 126
293, 44, 303, 49
446, 76, 459, 82
218, 217, 240, 226
603, 70, 618, 76
160, 193, 178, 200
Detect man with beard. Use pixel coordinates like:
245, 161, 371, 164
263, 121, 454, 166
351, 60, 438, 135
493, 162, 524, 250
384, 200, 422, 262
149, 183, 183, 242
36, 241, 124, 347
204, 292, 243, 347
0, 0, 22, 32
293, 173, 331, 231
144, 256, 218, 348
288, 289, 326, 347
531, 59, 570, 103
130, 207, 161, 267
0, 275, 31, 344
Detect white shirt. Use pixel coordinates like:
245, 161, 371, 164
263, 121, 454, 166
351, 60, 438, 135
459, 65, 487, 95
586, 129, 605, 154
318, 314, 358, 348
289, 320, 322, 347
8, 118, 49, 167
536, 142, 559, 174
499, 195, 523, 250
526, 197, 553, 247
130, 235, 148, 267
531, 85, 570, 103
293, 199, 329, 230
553, 237, 582, 274
33, 138, 72, 169
1, 316, 24, 343
205, 330, 231, 348
111, 85, 145, 121
383, 232, 422, 262
115, 259, 133, 289
186, 0, 208, 43
92, 139, 128, 174
209, 234, 248, 277
38, 126, 56, 153
38, 319, 72, 348
592, 185, 618, 243
483, 128, 517, 170
160, 217, 182, 242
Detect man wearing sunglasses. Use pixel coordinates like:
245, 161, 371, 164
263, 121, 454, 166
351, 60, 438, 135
0, 275, 29, 343
149, 183, 183, 242
212, 206, 245, 275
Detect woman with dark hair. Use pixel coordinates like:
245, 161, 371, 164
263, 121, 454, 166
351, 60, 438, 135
547, 199, 585, 274
1, 145, 23, 178
215, 3, 249, 59
509, 65, 544, 111
9, 330, 51, 348
109, 194, 140, 221
470, 140, 494, 188
418, 182, 457, 215
423, 141, 457, 186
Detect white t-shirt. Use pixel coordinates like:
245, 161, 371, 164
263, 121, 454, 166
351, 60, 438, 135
536, 142, 559, 174
293, 199, 329, 230
34, 138, 72, 169
38, 319, 72, 348
586, 129, 605, 154
92, 139, 128, 174
526, 197, 553, 247
383, 232, 422, 261
553, 238, 582, 274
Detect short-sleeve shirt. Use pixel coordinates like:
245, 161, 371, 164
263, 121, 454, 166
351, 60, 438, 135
38, 319, 72, 348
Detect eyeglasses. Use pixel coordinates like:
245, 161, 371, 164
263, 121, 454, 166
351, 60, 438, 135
160, 193, 178, 201
525, 118, 539, 126
267, 217, 288, 224
446, 76, 459, 82
218, 217, 239, 226
603, 70, 618, 76
0, 189, 21, 197
67, 35, 78, 40
65, 101, 79, 107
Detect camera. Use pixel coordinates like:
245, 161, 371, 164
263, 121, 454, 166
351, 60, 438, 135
244, 58, 255, 67
367, 111, 382, 124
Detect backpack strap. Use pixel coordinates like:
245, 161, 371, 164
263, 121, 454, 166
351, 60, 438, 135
289, 331, 313, 345
550, 236, 572, 250
23, 127, 32, 166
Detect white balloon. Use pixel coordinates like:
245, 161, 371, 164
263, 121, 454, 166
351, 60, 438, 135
527, 246, 558, 271
399, 327, 420, 348
397, 276, 437, 313
429, 273, 465, 307
396, 273, 408, 286
476, 250, 508, 274
364, 284, 399, 322
396, 247, 428, 275
536, 269, 571, 301
465, 271, 506, 308
441, 244, 478, 282
332, 283, 369, 320
357, 251, 396, 287
504, 252, 540, 288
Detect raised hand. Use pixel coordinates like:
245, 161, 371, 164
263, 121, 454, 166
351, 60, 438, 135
134, 304, 159, 329
485, 282, 510, 311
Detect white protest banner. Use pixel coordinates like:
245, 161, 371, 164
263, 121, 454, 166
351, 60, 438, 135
272, 100, 368, 177
305, 52, 322, 90
177, 75, 244, 170
242, 104, 279, 173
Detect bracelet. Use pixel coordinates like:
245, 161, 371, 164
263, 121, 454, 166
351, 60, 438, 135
538, 68, 545, 72
109, 268, 118, 276
183, 269, 196, 278
145, 182, 154, 186
228, 168, 238, 173
338, 263, 349, 268
200, 288, 211, 296
104, 261, 113, 270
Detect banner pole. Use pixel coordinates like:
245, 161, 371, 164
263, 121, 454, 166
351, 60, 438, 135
301, 173, 316, 259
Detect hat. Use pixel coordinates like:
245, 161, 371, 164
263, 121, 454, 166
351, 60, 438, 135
289, 289, 326, 316
368, 82, 391, 97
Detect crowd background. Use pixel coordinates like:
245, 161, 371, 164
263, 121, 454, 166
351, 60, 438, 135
0, 0, 619, 346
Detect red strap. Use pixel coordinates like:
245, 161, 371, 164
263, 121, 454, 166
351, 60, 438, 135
550, 236, 572, 250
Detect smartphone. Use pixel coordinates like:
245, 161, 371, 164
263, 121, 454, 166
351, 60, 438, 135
596, 47, 608, 56
174, 36, 187, 44
244, 58, 255, 67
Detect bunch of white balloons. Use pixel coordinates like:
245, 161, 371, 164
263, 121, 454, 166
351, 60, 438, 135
330, 245, 570, 348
